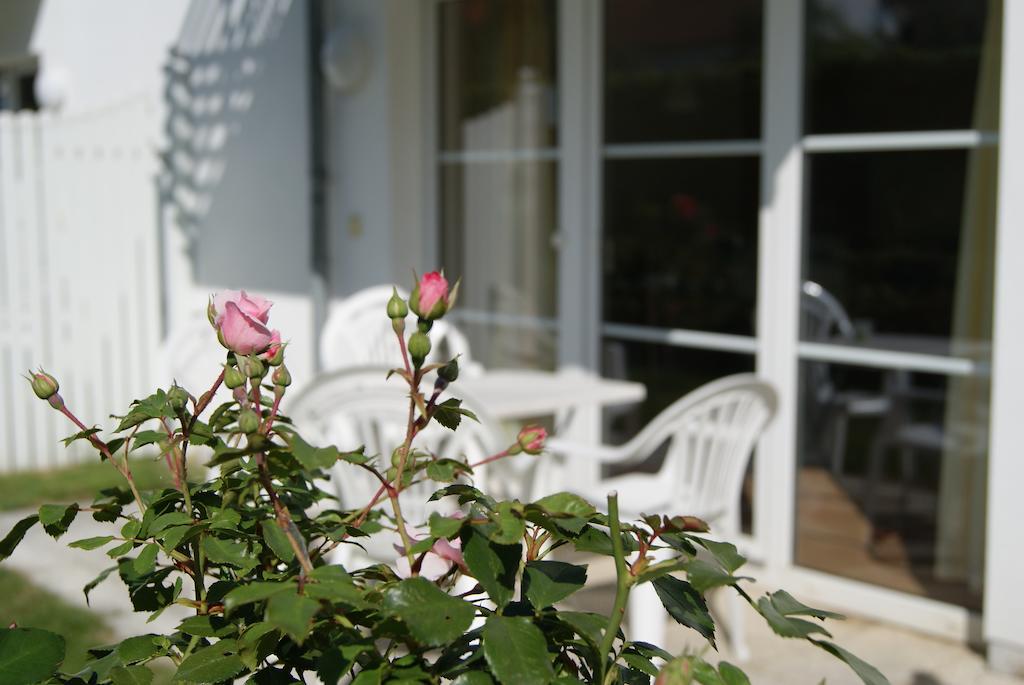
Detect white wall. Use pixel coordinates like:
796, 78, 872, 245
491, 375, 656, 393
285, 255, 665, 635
29, 0, 191, 114
323, 0, 430, 298
160, 0, 316, 387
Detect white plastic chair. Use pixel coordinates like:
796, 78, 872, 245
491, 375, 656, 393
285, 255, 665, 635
286, 368, 505, 567
319, 285, 481, 374
536, 373, 777, 659
159, 309, 230, 400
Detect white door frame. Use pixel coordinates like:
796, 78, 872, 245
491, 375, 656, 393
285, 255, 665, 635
420, 0, 1022, 652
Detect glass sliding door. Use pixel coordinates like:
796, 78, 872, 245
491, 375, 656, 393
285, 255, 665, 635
437, 0, 559, 370
794, 0, 1000, 609
600, 0, 762, 530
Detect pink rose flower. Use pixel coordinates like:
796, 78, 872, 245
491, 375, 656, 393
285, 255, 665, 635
414, 271, 450, 319
212, 290, 272, 325
212, 290, 276, 355
517, 425, 547, 455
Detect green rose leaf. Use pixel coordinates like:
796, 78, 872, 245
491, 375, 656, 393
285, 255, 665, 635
461, 527, 520, 609
201, 536, 252, 568
110, 664, 154, 685
38, 503, 79, 539
382, 577, 475, 647
718, 661, 752, 685
0, 627, 65, 685
482, 616, 553, 685
262, 520, 296, 562
116, 634, 161, 664
429, 512, 465, 539
652, 575, 716, 647
266, 592, 319, 644
0, 515, 39, 561
755, 595, 831, 639
83, 565, 118, 605
532, 492, 596, 518
133, 543, 160, 575
223, 581, 292, 613
812, 641, 890, 685
769, 590, 845, 620
173, 641, 245, 683
523, 560, 587, 609
288, 433, 339, 471
69, 535, 116, 550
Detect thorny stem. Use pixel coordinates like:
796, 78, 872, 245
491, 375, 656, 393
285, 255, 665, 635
57, 403, 146, 512
469, 448, 511, 470
392, 329, 421, 573
598, 492, 633, 685
188, 368, 225, 434
254, 451, 314, 577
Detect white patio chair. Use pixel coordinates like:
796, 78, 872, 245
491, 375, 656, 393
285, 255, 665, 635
319, 285, 481, 374
286, 368, 506, 568
536, 373, 778, 659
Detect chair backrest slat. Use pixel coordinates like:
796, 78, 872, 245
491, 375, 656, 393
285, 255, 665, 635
622, 374, 777, 528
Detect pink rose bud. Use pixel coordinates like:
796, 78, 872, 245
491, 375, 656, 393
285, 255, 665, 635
517, 425, 547, 455
215, 298, 275, 356
261, 330, 284, 365
411, 271, 450, 320
27, 369, 59, 400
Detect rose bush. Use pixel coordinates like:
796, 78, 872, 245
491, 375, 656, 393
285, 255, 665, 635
0, 274, 889, 685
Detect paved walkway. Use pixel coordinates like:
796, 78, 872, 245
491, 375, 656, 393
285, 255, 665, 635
0, 508, 188, 638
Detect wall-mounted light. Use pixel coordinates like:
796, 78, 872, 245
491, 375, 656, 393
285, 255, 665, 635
320, 25, 369, 93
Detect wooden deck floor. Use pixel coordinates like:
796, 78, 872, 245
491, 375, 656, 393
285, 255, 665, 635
794, 466, 981, 610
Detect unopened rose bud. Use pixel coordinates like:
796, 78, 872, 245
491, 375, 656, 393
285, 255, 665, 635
408, 331, 431, 367
168, 385, 189, 412
387, 288, 408, 319
224, 364, 246, 389
262, 331, 284, 366
238, 407, 260, 434
237, 355, 265, 379
272, 364, 291, 387
410, 271, 450, 320
28, 370, 59, 400
516, 425, 547, 455
438, 358, 459, 383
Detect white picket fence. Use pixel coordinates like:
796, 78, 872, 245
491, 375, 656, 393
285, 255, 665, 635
0, 99, 163, 472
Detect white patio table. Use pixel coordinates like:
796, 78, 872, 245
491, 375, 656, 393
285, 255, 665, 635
454, 368, 646, 421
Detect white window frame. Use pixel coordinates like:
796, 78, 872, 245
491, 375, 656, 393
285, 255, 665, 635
424, 0, 1024, 653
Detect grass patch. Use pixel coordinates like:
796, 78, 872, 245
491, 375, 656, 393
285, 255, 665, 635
0, 457, 200, 512
0, 567, 114, 674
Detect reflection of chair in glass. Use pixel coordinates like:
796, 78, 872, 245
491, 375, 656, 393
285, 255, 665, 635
319, 285, 481, 373
287, 370, 504, 567
800, 281, 890, 474
536, 374, 777, 659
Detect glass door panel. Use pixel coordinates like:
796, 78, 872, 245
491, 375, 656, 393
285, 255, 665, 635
600, 1, 763, 534
795, 0, 999, 609
437, 0, 559, 369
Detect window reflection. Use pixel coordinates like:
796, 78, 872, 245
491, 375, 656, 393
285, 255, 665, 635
603, 158, 759, 335
805, 0, 997, 133
440, 161, 558, 370
802, 149, 996, 353
604, 0, 762, 143
796, 360, 986, 609
439, 0, 558, 152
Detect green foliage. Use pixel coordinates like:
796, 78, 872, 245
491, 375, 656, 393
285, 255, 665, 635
0, 568, 114, 674
0, 287, 891, 685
